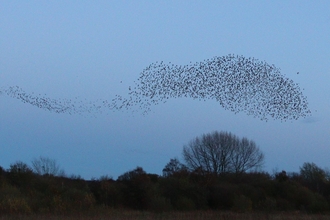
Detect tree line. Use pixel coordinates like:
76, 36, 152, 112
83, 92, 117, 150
0, 131, 329, 214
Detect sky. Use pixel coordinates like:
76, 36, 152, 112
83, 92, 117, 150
1, 1, 330, 179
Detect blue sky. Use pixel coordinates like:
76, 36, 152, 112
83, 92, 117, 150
1, 1, 330, 179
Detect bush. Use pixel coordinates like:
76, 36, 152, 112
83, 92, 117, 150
175, 196, 195, 211
259, 197, 277, 211
309, 193, 329, 213
232, 195, 252, 213
208, 183, 236, 210
148, 196, 172, 212
60, 189, 96, 212
0, 197, 32, 214
0, 184, 31, 214
276, 198, 293, 211
238, 184, 267, 210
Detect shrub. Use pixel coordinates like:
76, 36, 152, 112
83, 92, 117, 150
276, 198, 294, 211
175, 196, 195, 211
238, 184, 266, 210
0, 184, 31, 214
148, 196, 172, 212
309, 193, 329, 213
61, 189, 96, 211
232, 195, 252, 213
0, 197, 32, 214
208, 183, 236, 210
258, 197, 277, 212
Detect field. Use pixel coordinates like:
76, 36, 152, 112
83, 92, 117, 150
1, 211, 330, 220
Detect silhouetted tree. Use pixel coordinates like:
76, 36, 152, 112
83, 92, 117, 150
275, 170, 288, 182
300, 162, 329, 194
96, 175, 119, 207
31, 156, 65, 176
9, 161, 33, 174
117, 167, 153, 210
162, 158, 187, 177
231, 137, 264, 174
183, 131, 264, 175
7, 161, 34, 189
0, 166, 5, 185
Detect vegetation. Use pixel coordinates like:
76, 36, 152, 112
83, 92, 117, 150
1, 211, 330, 220
31, 156, 65, 177
1, 160, 330, 216
1, 131, 330, 218
183, 131, 264, 174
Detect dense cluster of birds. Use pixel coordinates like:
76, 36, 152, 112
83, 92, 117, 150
111, 54, 311, 121
1, 54, 311, 121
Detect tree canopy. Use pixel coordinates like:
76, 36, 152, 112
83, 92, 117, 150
183, 131, 264, 175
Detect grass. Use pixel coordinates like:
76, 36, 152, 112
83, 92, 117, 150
1, 210, 330, 220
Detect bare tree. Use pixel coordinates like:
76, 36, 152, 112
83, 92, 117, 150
183, 131, 264, 175
31, 156, 65, 176
231, 137, 264, 173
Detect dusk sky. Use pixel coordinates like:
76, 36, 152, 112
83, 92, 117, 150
1, 1, 330, 179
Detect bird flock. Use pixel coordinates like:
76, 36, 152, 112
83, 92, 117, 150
1, 54, 311, 121
1, 86, 105, 115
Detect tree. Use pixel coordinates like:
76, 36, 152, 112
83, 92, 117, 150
182, 131, 264, 175
275, 170, 289, 182
300, 162, 329, 194
31, 156, 65, 176
162, 158, 187, 177
7, 161, 34, 188
117, 166, 147, 182
8, 161, 33, 174
231, 137, 264, 173
117, 167, 153, 210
